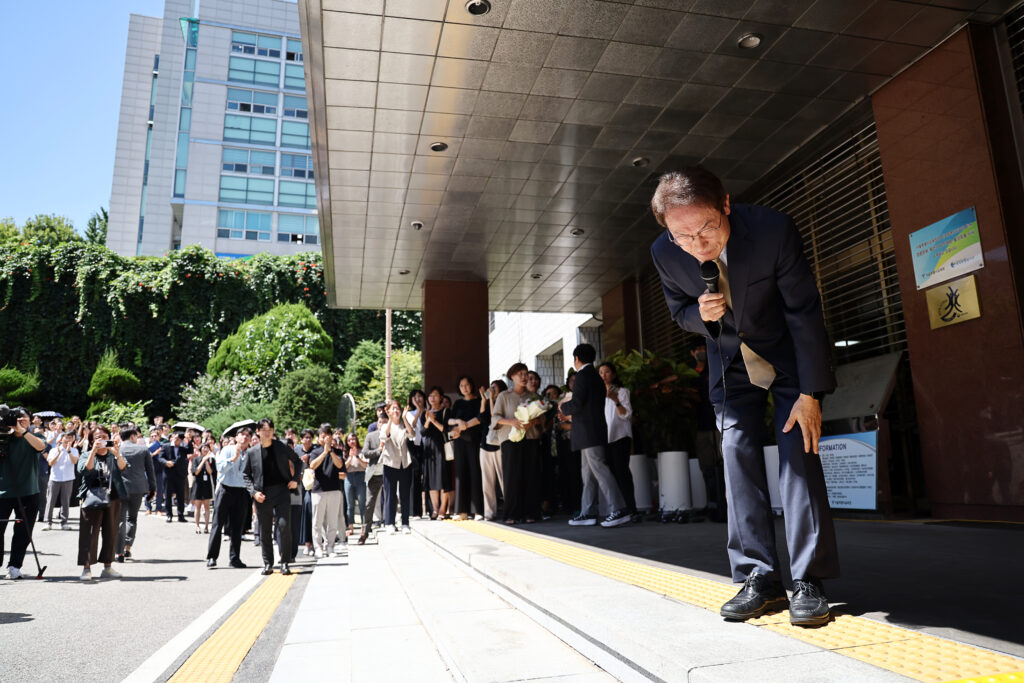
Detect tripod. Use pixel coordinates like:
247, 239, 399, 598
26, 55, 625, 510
1, 454, 48, 579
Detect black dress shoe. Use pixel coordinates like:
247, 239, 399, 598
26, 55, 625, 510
178, 516, 187, 523
789, 579, 831, 627
261, 565, 274, 576
720, 573, 788, 621
229, 559, 247, 569
166, 517, 173, 523
116, 554, 125, 563
206, 558, 216, 568
280, 562, 291, 576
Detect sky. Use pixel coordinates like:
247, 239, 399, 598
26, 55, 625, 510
1, 1, 168, 234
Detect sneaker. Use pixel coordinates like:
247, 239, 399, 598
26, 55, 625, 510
61, 524, 71, 531
335, 546, 349, 557
100, 567, 122, 579
305, 547, 315, 557
600, 510, 631, 528
568, 513, 597, 526
789, 579, 831, 627
80, 567, 93, 581
720, 573, 788, 621
402, 525, 412, 534
473, 514, 484, 521
387, 526, 397, 535
8, 566, 23, 580
43, 523, 52, 531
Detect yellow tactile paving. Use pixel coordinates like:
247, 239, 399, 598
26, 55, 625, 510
168, 572, 297, 683
457, 521, 1024, 683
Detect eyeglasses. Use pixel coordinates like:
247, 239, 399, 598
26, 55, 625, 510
667, 212, 723, 247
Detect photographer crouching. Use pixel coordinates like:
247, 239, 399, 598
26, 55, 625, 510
0, 406, 47, 580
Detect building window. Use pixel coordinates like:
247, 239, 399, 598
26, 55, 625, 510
277, 213, 318, 244
280, 120, 310, 149
281, 153, 313, 179
219, 176, 275, 205
226, 88, 277, 115
222, 148, 276, 175
173, 169, 187, 198
231, 31, 281, 59
224, 114, 277, 145
284, 64, 305, 91
278, 180, 316, 208
179, 107, 191, 132
283, 95, 307, 119
228, 56, 280, 87
217, 209, 271, 241
286, 38, 303, 63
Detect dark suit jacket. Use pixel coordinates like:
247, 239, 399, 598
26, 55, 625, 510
158, 443, 190, 482
242, 438, 302, 496
651, 203, 835, 400
559, 363, 608, 451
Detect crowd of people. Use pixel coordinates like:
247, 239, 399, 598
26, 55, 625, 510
0, 342, 681, 581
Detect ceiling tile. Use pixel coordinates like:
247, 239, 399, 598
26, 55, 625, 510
425, 87, 479, 114
609, 103, 663, 130
794, 0, 873, 32
324, 48, 379, 81
624, 78, 679, 107
593, 126, 644, 149
644, 49, 707, 81
372, 131, 419, 154
779, 66, 841, 97
459, 137, 507, 159
329, 129, 373, 152
551, 123, 602, 147
385, 0, 447, 21
545, 36, 608, 70
437, 23, 500, 60
482, 63, 541, 93
431, 58, 490, 89
820, 71, 886, 101
651, 107, 704, 133
809, 34, 884, 69
380, 17, 442, 55
564, 99, 618, 125
561, 0, 630, 39
754, 93, 813, 120
474, 91, 527, 117
853, 42, 924, 76
379, 52, 435, 85
376, 82, 428, 109
844, 0, 920, 40
762, 27, 833, 64
323, 11, 382, 51
711, 87, 770, 117
442, 0, 512, 27
491, 30, 556, 66
327, 106, 374, 131
579, 72, 637, 102
666, 13, 737, 52
888, 6, 968, 46
595, 41, 662, 75
509, 120, 560, 144
690, 54, 756, 87
742, 0, 816, 24
326, 79, 377, 108
689, 112, 746, 137
504, 0, 574, 32
466, 115, 517, 140
531, 68, 590, 97
689, 0, 755, 18
420, 112, 471, 136
410, 173, 448, 190
519, 95, 574, 121
614, 6, 685, 46
735, 59, 797, 92
374, 109, 423, 133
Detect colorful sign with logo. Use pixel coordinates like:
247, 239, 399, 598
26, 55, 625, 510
925, 274, 981, 329
909, 207, 983, 290
819, 432, 877, 510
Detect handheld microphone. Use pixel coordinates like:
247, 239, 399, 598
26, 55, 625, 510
700, 260, 720, 294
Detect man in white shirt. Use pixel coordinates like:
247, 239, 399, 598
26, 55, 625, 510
45, 432, 79, 530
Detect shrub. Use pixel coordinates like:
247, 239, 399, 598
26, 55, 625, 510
275, 365, 342, 431
0, 366, 40, 406
91, 399, 151, 427
87, 350, 141, 401
203, 401, 277, 439
207, 303, 333, 402
174, 372, 264, 424
356, 348, 422, 426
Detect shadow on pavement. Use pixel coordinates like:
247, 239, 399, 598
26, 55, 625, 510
0, 612, 33, 624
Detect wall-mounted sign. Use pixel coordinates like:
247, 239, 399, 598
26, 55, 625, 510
819, 432, 877, 510
925, 274, 981, 329
910, 207, 984, 290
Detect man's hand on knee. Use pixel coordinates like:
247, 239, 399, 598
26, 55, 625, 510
782, 394, 822, 454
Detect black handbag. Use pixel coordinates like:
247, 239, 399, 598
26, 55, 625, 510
82, 485, 110, 510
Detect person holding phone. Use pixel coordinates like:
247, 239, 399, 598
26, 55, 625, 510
116, 427, 156, 561
191, 443, 216, 534
77, 425, 129, 581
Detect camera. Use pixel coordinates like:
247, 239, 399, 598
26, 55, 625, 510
0, 404, 21, 458
105, 440, 115, 448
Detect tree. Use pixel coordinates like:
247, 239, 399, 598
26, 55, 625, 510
87, 349, 142, 417
85, 207, 108, 245
340, 339, 385, 403
21, 214, 82, 247
0, 218, 18, 245
0, 366, 40, 407
275, 365, 342, 430
354, 347, 422, 425
207, 303, 333, 402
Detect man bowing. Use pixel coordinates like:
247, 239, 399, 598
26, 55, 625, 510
650, 166, 839, 627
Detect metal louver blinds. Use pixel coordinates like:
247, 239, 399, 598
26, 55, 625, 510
751, 121, 906, 365
1006, 5, 1024, 114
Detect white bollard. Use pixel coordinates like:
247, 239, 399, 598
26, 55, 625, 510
629, 454, 654, 512
657, 450, 692, 511
689, 458, 707, 510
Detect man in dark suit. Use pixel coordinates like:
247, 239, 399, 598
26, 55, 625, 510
158, 432, 189, 522
559, 343, 630, 529
242, 417, 302, 575
650, 166, 839, 628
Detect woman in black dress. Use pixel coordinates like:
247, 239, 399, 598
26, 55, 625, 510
191, 443, 215, 534
420, 386, 451, 518
448, 376, 484, 520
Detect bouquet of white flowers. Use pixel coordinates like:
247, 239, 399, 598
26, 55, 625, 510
509, 398, 550, 442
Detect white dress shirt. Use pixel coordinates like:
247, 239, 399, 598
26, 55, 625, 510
605, 386, 633, 443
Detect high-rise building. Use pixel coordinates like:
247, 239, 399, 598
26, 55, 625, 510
107, 0, 317, 257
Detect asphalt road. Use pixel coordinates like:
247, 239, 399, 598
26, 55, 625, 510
0, 505, 311, 683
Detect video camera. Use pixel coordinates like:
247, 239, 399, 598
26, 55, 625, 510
0, 404, 21, 457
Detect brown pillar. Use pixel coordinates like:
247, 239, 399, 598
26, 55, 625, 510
421, 280, 489, 395
601, 278, 641, 356
872, 26, 1024, 521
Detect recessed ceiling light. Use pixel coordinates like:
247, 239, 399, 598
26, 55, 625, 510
429, 141, 448, 152
398, 269, 410, 275
570, 228, 584, 236
411, 220, 423, 230
465, 0, 491, 15
631, 157, 649, 167
530, 273, 542, 280
737, 33, 762, 49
